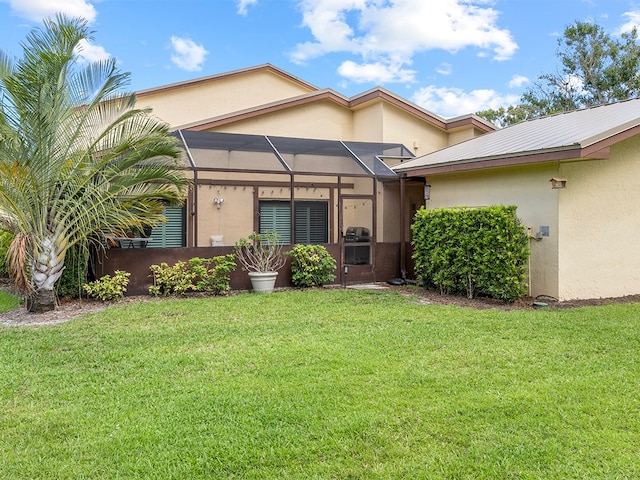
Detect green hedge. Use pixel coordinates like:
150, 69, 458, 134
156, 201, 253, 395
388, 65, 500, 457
287, 244, 337, 288
411, 205, 529, 302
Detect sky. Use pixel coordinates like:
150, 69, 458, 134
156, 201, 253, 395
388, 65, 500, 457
0, 0, 639, 119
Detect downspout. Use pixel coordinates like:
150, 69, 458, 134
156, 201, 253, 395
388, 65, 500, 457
338, 175, 344, 286
399, 173, 407, 279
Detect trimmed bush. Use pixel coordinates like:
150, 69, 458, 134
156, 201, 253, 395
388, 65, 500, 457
83, 270, 130, 301
411, 205, 529, 302
149, 255, 236, 296
288, 244, 337, 288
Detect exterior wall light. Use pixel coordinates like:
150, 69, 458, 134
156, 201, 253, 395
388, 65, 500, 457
550, 177, 567, 189
213, 197, 224, 209
423, 183, 431, 200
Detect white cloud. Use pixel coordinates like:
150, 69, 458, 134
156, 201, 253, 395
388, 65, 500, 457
291, 0, 517, 85
74, 38, 110, 62
337, 60, 416, 83
412, 85, 520, 118
617, 10, 640, 34
2, 0, 97, 22
436, 63, 453, 76
169, 36, 208, 72
508, 75, 529, 88
2, 1, 110, 63
236, 0, 258, 15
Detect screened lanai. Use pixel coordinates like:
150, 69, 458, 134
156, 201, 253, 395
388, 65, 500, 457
172, 130, 413, 253
177, 130, 410, 176
101, 130, 419, 293
146, 130, 417, 257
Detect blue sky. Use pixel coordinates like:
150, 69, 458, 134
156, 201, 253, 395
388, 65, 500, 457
0, 0, 639, 118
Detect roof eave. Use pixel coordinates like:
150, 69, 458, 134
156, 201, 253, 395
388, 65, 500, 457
397, 146, 591, 176
136, 64, 319, 98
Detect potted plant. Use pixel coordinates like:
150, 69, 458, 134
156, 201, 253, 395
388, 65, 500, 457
234, 232, 286, 293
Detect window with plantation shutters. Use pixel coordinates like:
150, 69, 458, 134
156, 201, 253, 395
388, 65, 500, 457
295, 201, 328, 244
147, 206, 185, 248
259, 200, 328, 245
259, 201, 292, 244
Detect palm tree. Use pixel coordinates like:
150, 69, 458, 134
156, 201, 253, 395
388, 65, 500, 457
0, 15, 188, 312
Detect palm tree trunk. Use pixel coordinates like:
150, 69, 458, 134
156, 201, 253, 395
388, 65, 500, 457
27, 288, 58, 313
28, 235, 65, 313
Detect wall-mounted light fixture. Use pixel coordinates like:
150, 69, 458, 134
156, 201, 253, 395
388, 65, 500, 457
423, 183, 431, 200
549, 177, 567, 189
213, 197, 224, 209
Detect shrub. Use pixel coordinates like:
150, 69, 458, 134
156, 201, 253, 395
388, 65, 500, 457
56, 243, 89, 298
149, 255, 236, 296
82, 270, 130, 301
234, 232, 286, 273
411, 205, 529, 302
0, 229, 13, 277
288, 244, 337, 288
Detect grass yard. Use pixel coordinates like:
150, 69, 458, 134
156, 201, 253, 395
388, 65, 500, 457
0, 288, 639, 479
0, 290, 20, 313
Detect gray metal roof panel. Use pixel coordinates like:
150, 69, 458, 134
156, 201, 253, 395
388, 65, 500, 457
394, 98, 640, 171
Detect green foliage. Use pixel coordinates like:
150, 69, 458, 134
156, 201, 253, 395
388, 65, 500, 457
411, 205, 529, 302
55, 243, 89, 299
82, 270, 130, 301
148, 255, 236, 296
0, 15, 187, 311
0, 229, 13, 276
477, 21, 640, 126
287, 244, 337, 288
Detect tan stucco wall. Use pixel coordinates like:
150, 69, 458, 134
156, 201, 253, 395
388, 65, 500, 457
352, 102, 383, 141
137, 69, 313, 128
558, 136, 640, 300
423, 163, 560, 299
447, 127, 483, 146
208, 100, 354, 140
197, 184, 255, 247
352, 102, 449, 156
194, 174, 377, 246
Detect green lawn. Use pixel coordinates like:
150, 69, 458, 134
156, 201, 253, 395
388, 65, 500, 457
1, 289, 639, 479
0, 290, 20, 312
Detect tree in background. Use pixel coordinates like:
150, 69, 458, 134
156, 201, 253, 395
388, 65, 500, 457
0, 15, 187, 312
477, 21, 640, 127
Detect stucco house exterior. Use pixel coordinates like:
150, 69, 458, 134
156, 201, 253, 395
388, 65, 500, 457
98, 64, 494, 292
394, 98, 640, 301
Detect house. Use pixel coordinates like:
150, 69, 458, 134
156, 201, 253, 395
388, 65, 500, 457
97, 65, 494, 293
394, 99, 640, 301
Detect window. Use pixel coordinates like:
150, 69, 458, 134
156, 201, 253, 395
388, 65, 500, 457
147, 206, 185, 248
259, 201, 328, 244
259, 201, 292, 244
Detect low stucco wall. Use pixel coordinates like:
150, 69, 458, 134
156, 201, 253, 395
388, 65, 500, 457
94, 243, 403, 296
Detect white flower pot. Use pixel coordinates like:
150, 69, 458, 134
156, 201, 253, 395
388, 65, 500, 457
248, 271, 278, 293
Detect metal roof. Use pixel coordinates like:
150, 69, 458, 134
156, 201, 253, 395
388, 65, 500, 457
394, 98, 640, 174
